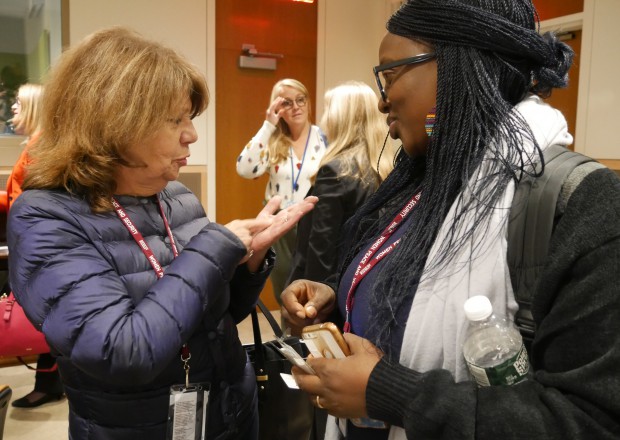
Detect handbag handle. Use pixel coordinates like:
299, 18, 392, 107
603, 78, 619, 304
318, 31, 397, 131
250, 299, 284, 382
256, 299, 284, 338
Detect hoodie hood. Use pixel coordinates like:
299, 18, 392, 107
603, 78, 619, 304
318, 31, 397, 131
516, 94, 573, 154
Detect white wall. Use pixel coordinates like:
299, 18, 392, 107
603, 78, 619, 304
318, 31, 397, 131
316, 0, 394, 119
575, 0, 620, 159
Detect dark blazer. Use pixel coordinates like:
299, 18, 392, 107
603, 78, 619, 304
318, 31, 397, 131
287, 158, 378, 285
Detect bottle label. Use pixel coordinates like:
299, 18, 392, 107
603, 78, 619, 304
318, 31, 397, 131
350, 417, 388, 429
466, 344, 529, 387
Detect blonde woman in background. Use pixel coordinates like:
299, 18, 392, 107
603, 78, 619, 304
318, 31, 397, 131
237, 79, 328, 304
287, 80, 394, 298
0, 83, 43, 212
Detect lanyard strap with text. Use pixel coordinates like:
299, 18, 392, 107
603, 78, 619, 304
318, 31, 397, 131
343, 191, 421, 333
112, 195, 179, 278
112, 195, 192, 385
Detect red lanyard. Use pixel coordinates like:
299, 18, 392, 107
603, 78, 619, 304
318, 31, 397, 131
112, 195, 191, 374
112, 195, 179, 278
343, 191, 421, 333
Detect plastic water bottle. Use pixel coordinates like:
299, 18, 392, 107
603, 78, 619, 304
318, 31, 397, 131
462, 295, 529, 387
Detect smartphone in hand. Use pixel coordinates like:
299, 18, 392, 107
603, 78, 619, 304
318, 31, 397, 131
302, 323, 387, 429
301, 322, 350, 359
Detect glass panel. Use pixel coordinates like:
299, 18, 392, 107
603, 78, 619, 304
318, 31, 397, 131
0, 0, 62, 135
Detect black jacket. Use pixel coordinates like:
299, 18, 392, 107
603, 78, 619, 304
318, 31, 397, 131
287, 159, 378, 285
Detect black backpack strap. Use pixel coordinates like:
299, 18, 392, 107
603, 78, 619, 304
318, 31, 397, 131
507, 145, 594, 347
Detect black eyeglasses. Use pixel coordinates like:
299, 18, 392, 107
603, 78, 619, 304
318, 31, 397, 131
373, 53, 436, 101
281, 96, 307, 110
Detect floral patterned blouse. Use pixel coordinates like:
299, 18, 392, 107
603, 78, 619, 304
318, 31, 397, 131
236, 121, 328, 209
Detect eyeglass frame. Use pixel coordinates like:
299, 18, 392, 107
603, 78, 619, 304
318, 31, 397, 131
373, 52, 436, 101
280, 96, 307, 110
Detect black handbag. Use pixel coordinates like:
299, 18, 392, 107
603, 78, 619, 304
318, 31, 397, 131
244, 300, 315, 440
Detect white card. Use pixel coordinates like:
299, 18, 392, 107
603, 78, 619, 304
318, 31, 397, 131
280, 373, 300, 389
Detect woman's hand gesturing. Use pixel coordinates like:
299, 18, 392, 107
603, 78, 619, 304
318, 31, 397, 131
227, 195, 318, 272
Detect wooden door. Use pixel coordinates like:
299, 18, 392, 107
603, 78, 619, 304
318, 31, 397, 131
535, 0, 583, 20
215, 0, 318, 310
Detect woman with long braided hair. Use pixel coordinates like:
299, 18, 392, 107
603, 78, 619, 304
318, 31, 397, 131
282, 0, 620, 439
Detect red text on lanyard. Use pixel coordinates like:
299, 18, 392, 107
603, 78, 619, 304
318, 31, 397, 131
112, 195, 190, 360
112, 195, 179, 278
343, 191, 421, 333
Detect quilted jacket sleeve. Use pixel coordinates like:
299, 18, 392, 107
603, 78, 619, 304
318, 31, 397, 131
228, 249, 275, 323
236, 121, 276, 179
7, 190, 253, 385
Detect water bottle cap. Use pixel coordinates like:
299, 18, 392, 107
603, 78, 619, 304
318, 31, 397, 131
464, 295, 493, 321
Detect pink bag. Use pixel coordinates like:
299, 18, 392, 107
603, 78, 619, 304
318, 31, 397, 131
0, 292, 49, 359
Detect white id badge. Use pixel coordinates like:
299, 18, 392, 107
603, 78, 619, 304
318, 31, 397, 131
166, 383, 209, 440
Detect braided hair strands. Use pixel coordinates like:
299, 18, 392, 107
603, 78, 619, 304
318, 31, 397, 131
340, 0, 574, 357
389, 0, 574, 98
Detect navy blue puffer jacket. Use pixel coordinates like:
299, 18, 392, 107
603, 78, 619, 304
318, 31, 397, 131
8, 182, 272, 439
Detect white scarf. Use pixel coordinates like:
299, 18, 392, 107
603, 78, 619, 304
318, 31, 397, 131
325, 95, 573, 440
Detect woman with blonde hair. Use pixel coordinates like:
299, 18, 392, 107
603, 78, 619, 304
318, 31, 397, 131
9, 83, 42, 136
0, 84, 43, 212
237, 78, 328, 303
287, 81, 394, 287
